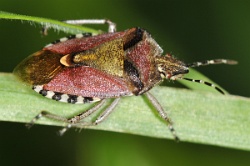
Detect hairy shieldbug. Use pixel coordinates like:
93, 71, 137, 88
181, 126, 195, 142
14, 19, 237, 141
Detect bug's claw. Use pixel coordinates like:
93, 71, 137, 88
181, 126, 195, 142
25, 112, 45, 129
25, 122, 34, 129
58, 124, 72, 136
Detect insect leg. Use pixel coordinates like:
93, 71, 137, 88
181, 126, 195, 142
26, 100, 106, 133
57, 99, 107, 135
145, 92, 179, 141
26, 110, 68, 129
58, 99, 106, 135
59, 98, 120, 135
63, 19, 116, 33
94, 98, 121, 125
42, 19, 116, 35
68, 99, 107, 123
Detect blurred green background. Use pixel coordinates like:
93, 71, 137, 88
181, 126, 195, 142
0, 0, 250, 166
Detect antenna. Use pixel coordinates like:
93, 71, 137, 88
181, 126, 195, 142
181, 77, 225, 94
187, 59, 238, 68
183, 59, 238, 94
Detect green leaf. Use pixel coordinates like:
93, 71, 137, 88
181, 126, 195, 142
1, 11, 249, 150
0, 11, 98, 34
1, 73, 250, 151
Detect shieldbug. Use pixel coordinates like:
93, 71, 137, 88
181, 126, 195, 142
14, 19, 237, 141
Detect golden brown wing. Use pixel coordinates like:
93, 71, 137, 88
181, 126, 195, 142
14, 50, 64, 85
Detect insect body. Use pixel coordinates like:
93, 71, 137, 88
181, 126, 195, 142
14, 19, 237, 141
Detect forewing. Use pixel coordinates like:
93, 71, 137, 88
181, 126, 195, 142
43, 66, 133, 98
14, 50, 64, 85
44, 31, 126, 54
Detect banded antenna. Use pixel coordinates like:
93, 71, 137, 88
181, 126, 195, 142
183, 59, 238, 94
186, 59, 238, 67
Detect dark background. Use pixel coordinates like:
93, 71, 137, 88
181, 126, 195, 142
1, 0, 250, 166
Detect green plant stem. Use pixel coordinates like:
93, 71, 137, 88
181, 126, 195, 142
1, 73, 250, 150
